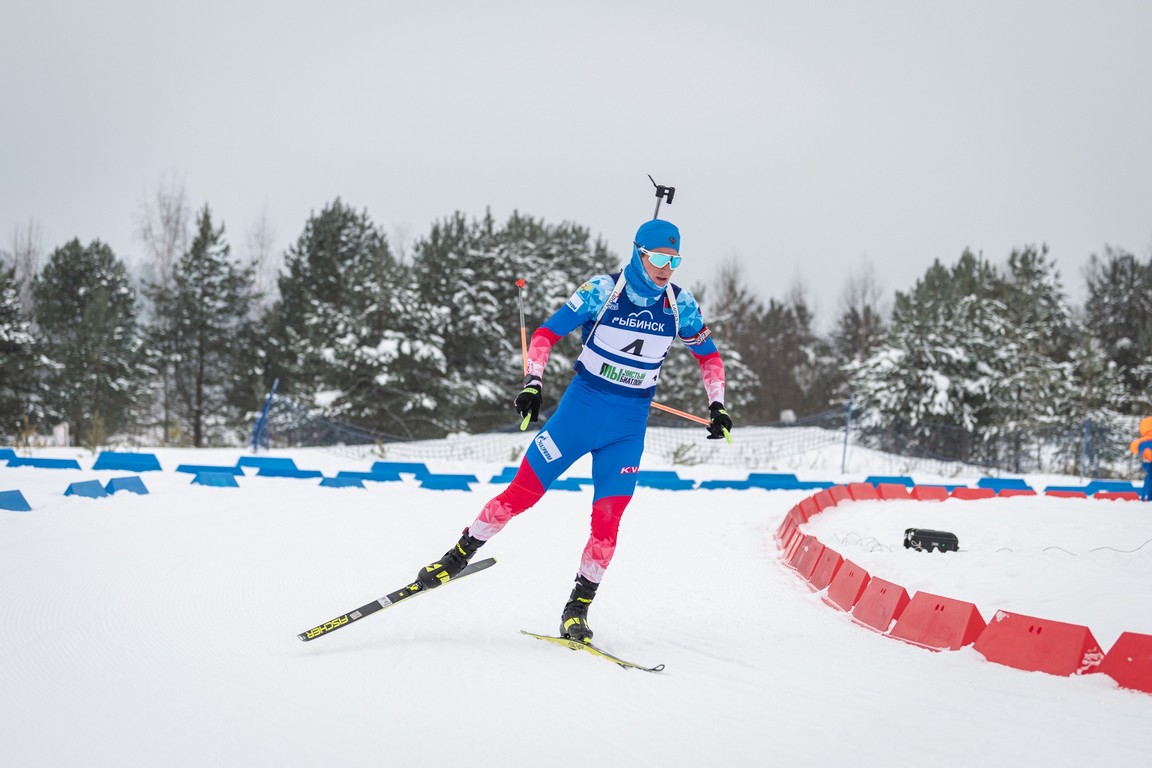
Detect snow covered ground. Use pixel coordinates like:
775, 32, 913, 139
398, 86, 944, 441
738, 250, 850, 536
1, 441, 1150, 767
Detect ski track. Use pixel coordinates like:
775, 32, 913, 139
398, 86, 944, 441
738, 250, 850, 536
1, 454, 1151, 767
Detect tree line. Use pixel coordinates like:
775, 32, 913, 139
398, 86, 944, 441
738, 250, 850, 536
2, 195, 1150, 464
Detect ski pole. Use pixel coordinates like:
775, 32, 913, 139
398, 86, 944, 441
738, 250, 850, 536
650, 401, 732, 444
515, 278, 528, 375
516, 278, 533, 431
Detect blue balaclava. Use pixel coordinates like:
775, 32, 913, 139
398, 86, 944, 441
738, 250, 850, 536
625, 219, 681, 298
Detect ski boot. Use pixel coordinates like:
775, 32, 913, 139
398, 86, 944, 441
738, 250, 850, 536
559, 575, 599, 644
415, 528, 485, 590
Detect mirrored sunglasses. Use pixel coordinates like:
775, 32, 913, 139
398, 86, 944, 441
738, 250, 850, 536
636, 245, 682, 269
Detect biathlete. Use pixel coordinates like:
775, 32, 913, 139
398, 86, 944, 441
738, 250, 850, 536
413, 218, 733, 643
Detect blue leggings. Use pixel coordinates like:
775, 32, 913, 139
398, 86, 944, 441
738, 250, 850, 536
467, 376, 653, 580
524, 375, 650, 501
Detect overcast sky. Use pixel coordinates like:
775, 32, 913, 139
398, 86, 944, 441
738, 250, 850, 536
3, 0, 1150, 329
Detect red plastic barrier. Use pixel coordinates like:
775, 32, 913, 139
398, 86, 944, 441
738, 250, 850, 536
1099, 632, 1152, 694
783, 525, 801, 554
846, 483, 878, 501
852, 576, 910, 633
789, 535, 825, 579
828, 485, 852, 505
784, 505, 806, 534
782, 528, 805, 561
973, 610, 1104, 676
786, 505, 805, 528
772, 485, 1150, 697
910, 485, 949, 501
876, 483, 912, 500
812, 488, 838, 512
825, 559, 871, 612
799, 497, 819, 521
951, 487, 996, 500
775, 507, 802, 544
791, 501, 813, 523
889, 591, 986, 650
1045, 490, 1088, 498
807, 546, 843, 591
1095, 491, 1140, 501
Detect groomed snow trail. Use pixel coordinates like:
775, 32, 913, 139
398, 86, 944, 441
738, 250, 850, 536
1, 452, 1150, 767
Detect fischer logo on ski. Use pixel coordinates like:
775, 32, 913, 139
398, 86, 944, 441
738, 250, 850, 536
297, 557, 496, 641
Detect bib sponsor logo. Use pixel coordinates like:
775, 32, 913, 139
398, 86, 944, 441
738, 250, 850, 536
610, 309, 665, 332
534, 431, 563, 463
620, 466, 640, 474
599, 363, 645, 386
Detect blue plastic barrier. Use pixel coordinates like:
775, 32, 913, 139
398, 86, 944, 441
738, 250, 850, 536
0, 448, 16, 462
699, 479, 752, 490
976, 477, 1033, 492
371, 461, 431, 479
550, 477, 593, 491
176, 464, 243, 476
9, 457, 82, 470
237, 456, 298, 471
635, 471, 696, 490
0, 490, 32, 511
743, 473, 807, 491
742, 474, 834, 491
92, 452, 162, 472
192, 472, 240, 488
320, 476, 366, 489
864, 475, 915, 488
65, 480, 109, 498
488, 466, 519, 483
745, 473, 800, 490
419, 474, 478, 491
255, 467, 323, 479
105, 476, 149, 495
796, 479, 835, 490
1044, 485, 1089, 495
1083, 480, 1140, 495
335, 470, 403, 483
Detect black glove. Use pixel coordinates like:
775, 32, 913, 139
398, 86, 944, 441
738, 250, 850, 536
707, 401, 732, 440
515, 377, 543, 422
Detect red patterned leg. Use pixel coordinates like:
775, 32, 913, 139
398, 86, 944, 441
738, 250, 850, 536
578, 495, 632, 583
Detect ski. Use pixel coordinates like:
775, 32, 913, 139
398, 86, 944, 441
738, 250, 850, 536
519, 629, 665, 672
297, 557, 497, 641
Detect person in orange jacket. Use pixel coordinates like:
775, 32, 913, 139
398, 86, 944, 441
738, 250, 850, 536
1129, 416, 1152, 501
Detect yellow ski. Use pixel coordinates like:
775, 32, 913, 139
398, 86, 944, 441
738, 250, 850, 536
519, 629, 665, 672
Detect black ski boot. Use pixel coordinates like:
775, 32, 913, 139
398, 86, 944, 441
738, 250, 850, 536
415, 528, 485, 590
559, 575, 599, 644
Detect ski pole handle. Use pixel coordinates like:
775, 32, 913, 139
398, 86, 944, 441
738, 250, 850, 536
650, 401, 733, 444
